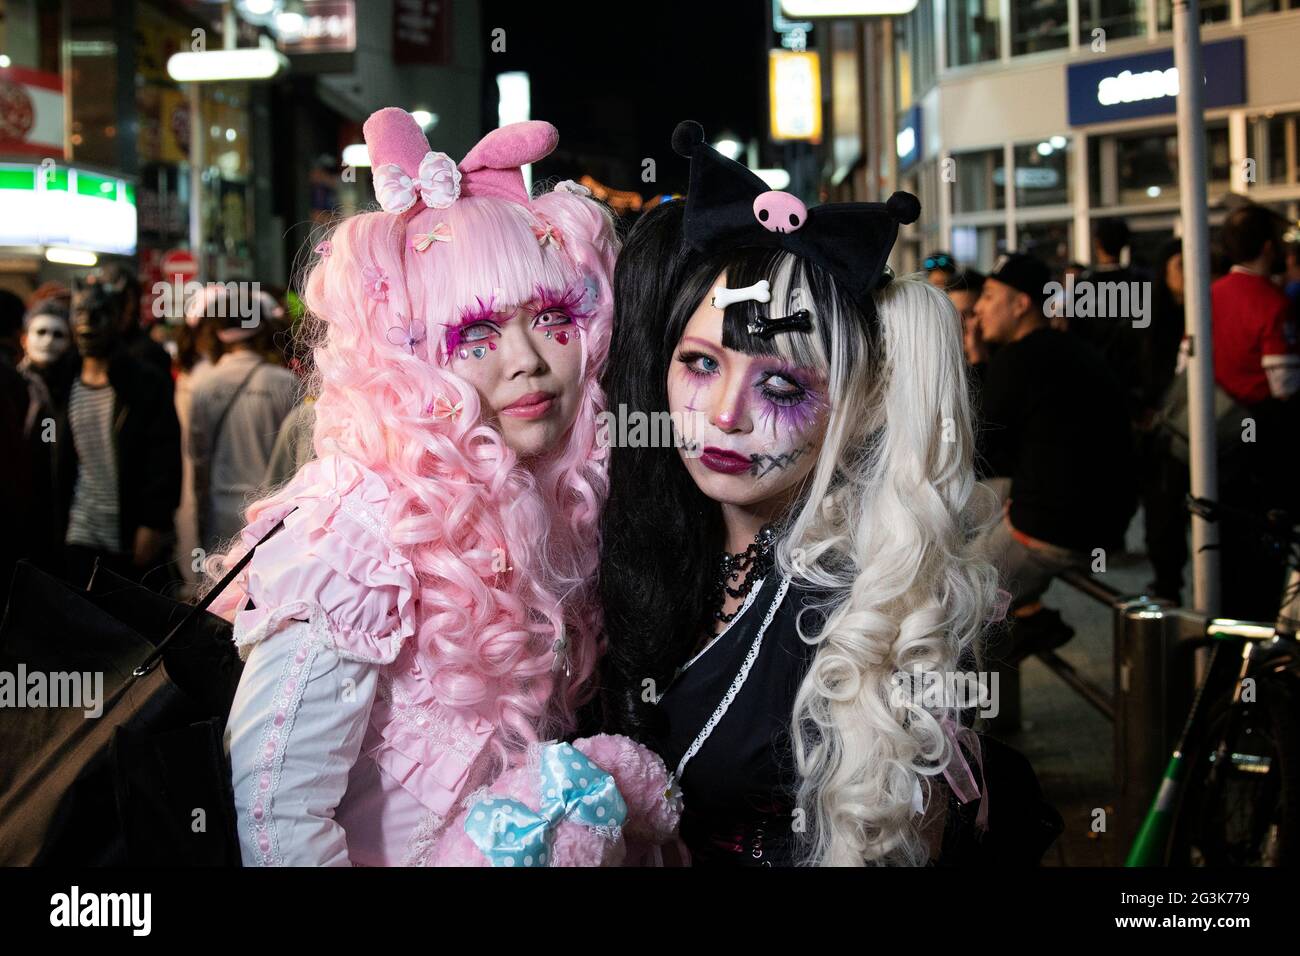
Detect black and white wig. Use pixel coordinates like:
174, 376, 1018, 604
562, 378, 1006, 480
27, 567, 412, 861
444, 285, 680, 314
599, 200, 999, 865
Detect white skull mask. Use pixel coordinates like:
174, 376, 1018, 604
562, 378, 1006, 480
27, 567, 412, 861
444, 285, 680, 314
25, 314, 72, 366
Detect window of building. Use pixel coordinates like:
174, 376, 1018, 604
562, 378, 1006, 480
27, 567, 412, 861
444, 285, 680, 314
952, 147, 1006, 213
1012, 0, 1070, 56
951, 224, 1007, 271
1156, 0, 1230, 27
1122, 218, 1177, 273
895, 0, 937, 108
1242, 0, 1300, 14
1087, 122, 1230, 208
1247, 111, 1300, 186
948, 0, 1000, 66
1017, 220, 1073, 275
1013, 138, 1073, 208
67, 1, 121, 169
898, 160, 943, 272
1077, 0, 1146, 45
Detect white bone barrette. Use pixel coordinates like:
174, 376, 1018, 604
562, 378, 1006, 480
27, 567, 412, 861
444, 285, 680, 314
711, 279, 771, 310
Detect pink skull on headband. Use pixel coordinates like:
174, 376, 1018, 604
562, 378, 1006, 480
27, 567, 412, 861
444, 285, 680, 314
363, 107, 560, 214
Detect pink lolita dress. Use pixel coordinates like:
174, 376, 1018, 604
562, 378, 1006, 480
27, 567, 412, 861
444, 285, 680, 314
214, 453, 499, 866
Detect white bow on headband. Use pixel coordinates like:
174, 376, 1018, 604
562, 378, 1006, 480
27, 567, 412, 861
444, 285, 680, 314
373, 150, 463, 215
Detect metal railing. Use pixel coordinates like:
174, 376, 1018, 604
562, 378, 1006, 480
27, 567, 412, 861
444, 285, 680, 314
1006, 569, 1207, 850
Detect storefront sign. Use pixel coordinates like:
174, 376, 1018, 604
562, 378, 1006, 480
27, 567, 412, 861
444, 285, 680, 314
0, 162, 137, 255
1066, 38, 1245, 126
769, 50, 823, 143
0, 67, 64, 158
278, 1, 357, 54
992, 166, 1060, 189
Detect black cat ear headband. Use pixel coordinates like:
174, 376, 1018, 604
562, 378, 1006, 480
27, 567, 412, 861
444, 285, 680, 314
671, 120, 920, 335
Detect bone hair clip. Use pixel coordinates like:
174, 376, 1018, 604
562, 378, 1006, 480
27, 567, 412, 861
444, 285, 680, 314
711, 279, 771, 310
747, 309, 813, 338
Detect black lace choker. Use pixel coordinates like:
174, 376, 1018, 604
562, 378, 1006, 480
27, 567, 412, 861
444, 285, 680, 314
709, 524, 776, 625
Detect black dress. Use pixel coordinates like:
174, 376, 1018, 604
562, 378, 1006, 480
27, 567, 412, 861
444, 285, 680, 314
657, 572, 823, 866
656, 572, 1064, 866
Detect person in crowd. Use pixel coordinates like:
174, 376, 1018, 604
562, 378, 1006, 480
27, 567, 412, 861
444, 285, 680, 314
85, 264, 174, 384
173, 285, 227, 592
59, 279, 181, 590
188, 285, 299, 555
946, 268, 989, 391
0, 290, 34, 588
972, 253, 1136, 661
1044, 262, 1085, 332
924, 250, 957, 288
1141, 239, 1190, 603
17, 297, 79, 575
1282, 229, 1300, 302
1073, 218, 1148, 422
263, 395, 316, 489
1210, 203, 1300, 619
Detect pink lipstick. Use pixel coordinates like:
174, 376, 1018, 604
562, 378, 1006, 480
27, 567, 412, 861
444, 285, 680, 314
501, 390, 556, 420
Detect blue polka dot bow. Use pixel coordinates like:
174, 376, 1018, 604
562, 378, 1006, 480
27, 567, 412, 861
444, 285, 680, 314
464, 742, 628, 867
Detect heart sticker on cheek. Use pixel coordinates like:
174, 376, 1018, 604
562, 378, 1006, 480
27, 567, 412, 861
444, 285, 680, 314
554, 330, 570, 345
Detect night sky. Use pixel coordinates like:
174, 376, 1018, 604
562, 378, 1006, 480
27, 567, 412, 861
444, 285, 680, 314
482, 0, 769, 197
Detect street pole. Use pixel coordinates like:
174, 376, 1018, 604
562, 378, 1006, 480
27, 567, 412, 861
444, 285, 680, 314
1172, 0, 1220, 615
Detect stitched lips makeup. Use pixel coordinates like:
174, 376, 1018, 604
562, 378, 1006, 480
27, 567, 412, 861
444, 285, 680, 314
501, 390, 557, 419
699, 446, 752, 475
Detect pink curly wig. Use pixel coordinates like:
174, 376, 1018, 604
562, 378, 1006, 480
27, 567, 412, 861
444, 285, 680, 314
216, 178, 618, 766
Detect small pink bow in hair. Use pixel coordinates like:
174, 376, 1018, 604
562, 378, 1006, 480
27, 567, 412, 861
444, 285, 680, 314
532, 218, 564, 249
411, 222, 454, 252
314, 240, 333, 257
426, 394, 464, 420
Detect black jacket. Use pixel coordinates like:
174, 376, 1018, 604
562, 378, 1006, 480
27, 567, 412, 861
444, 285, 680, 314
976, 327, 1137, 552
56, 351, 181, 551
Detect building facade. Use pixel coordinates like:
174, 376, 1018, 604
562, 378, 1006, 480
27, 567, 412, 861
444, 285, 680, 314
818, 0, 1300, 275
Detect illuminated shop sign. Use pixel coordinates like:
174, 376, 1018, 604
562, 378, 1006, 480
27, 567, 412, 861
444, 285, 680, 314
0, 162, 137, 255
1066, 38, 1244, 126
769, 50, 823, 143
992, 166, 1060, 189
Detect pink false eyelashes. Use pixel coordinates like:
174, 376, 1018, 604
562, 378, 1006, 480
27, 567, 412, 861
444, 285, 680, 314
439, 279, 596, 362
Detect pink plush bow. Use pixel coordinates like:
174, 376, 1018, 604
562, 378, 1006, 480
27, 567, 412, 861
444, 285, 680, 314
363, 107, 559, 213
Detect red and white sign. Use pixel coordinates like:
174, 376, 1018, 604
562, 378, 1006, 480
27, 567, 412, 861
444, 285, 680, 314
0, 66, 64, 158
160, 248, 199, 282
278, 0, 357, 55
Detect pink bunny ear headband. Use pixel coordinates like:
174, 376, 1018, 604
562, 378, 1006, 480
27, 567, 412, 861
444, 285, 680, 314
362, 107, 560, 217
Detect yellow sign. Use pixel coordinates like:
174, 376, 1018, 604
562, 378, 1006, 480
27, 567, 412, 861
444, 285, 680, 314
769, 51, 822, 143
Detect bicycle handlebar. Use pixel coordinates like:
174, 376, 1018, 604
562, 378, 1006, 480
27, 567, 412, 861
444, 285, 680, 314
1186, 496, 1300, 549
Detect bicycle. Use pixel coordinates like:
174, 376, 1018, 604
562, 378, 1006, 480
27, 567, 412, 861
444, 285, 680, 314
1126, 496, 1300, 866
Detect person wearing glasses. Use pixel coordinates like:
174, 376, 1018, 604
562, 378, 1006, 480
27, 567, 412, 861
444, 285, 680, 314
924, 251, 957, 289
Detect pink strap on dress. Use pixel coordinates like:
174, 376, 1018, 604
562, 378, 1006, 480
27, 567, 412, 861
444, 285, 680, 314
940, 717, 989, 831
